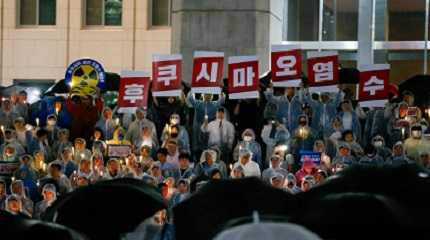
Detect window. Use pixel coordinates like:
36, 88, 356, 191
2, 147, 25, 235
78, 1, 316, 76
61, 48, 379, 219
322, 0, 359, 41
19, 0, 56, 26
286, 0, 319, 41
386, 0, 426, 41
85, 0, 122, 26
151, 0, 171, 27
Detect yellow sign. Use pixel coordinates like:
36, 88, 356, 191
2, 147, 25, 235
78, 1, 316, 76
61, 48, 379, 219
65, 59, 106, 96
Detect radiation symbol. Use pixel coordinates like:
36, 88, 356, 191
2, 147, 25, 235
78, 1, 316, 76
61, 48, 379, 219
70, 64, 99, 96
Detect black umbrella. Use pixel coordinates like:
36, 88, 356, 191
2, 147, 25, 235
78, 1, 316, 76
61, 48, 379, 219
103, 72, 120, 92
173, 177, 297, 240
259, 70, 272, 88
339, 67, 359, 84
43, 79, 70, 96
43, 178, 166, 240
293, 192, 413, 239
399, 75, 430, 108
43, 72, 122, 96
294, 164, 430, 236
0, 210, 88, 240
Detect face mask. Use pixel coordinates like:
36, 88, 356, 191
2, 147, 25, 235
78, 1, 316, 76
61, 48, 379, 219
412, 130, 422, 139
171, 133, 179, 138
47, 120, 56, 126
243, 136, 252, 142
373, 141, 383, 148
299, 121, 307, 126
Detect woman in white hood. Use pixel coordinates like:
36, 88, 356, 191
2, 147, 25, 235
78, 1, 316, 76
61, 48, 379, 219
194, 149, 227, 178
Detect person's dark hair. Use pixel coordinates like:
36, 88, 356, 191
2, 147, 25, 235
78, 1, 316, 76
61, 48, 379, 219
47, 115, 57, 121
157, 148, 168, 156
18, 90, 27, 96
364, 144, 377, 155
341, 130, 354, 140
50, 163, 62, 171
217, 107, 225, 113
401, 90, 413, 97
311, 93, 320, 101
178, 152, 190, 161
36, 129, 48, 138
93, 127, 105, 140
210, 168, 222, 179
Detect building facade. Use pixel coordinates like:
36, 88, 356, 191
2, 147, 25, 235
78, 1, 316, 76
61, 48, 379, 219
0, 0, 172, 87
284, 0, 430, 84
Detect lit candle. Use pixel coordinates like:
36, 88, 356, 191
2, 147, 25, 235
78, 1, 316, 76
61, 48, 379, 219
42, 162, 47, 172
80, 153, 85, 159
1, 125, 4, 135
229, 164, 233, 170
401, 127, 406, 139
35, 118, 39, 127
299, 128, 304, 138
55, 105, 60, 115
115, 118, 120, 126
11, 176, 15, 182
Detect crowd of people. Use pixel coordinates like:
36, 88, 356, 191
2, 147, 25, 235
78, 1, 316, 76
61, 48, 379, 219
0, 83, 429, 226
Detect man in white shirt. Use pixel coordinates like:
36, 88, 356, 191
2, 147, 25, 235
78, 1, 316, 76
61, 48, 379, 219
201, 107, 235, 163
233, 149, 261, 177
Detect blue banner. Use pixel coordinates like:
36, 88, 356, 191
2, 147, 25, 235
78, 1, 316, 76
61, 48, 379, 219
299, 150, 321, 165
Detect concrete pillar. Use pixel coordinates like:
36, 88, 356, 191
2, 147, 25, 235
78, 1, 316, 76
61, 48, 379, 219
171, 0, 284, 83
374, 0, 388, 64
357, 0, 374, 66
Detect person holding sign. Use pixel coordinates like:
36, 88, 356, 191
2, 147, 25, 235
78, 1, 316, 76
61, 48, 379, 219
186, 91, 225, 162
304, 91, 343, 139
264, 84, 303, 132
